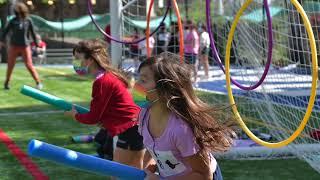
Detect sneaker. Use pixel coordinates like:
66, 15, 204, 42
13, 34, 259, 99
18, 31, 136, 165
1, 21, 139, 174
36, 83, 43, 90
4, 82, 9, 90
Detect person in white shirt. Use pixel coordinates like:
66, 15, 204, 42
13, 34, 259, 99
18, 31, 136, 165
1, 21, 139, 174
139, 29, 155, 59
198, 24, 211, 79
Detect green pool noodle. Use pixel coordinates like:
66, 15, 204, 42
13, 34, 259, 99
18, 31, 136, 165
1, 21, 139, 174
20, 85, 89, 114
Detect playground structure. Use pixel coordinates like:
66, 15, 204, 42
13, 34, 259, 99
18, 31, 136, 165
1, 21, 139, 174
14, 0, 320, 177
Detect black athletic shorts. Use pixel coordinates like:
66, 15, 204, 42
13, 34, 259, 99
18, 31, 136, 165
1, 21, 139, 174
201, 47, 210, 56
117, 125, 144, 151
184, 53, 198, 64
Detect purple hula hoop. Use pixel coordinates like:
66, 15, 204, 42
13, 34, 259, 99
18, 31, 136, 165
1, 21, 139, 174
206, 0, 273, 91
87, 0, 171, 45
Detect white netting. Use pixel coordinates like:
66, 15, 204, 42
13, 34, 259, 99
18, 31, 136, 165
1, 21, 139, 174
118, 0, 320, 173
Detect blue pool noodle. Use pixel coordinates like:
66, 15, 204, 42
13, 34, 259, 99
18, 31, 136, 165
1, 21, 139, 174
20, 85, 89, 114
28, 139, 146, 179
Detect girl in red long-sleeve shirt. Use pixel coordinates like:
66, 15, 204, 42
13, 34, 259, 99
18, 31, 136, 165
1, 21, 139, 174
65, 39, 144, 169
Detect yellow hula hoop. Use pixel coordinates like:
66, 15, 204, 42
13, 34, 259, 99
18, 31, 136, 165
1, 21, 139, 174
225, 0, 318, 148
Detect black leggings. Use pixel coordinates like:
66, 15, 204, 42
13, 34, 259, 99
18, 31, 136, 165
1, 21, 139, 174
94, 129, 114, 160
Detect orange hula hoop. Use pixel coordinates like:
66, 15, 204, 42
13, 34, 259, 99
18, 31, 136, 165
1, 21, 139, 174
146, 0, 154, 58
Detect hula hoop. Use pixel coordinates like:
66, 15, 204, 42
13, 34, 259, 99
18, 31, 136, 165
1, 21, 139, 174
225, 0, 318, 148
87, 0, 171, 45
146, 0, 184, 62
146, 0, 155, 57
171, 0, 184, 63
206, 0, 273, 90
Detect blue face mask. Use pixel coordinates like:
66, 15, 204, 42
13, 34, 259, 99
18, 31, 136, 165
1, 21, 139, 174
138, 101, 150, 108
73, 59, 89, 76
139, 98, 159, 108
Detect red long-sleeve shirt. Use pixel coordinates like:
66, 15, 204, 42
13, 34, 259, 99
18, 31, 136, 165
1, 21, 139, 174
75, 72, 140, 137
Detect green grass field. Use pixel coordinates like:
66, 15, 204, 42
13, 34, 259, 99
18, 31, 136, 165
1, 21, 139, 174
0, 65, 319, 180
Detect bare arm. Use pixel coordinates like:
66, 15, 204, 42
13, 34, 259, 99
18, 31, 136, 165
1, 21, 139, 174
143, 150, 157, 171
28, 19, 38, 47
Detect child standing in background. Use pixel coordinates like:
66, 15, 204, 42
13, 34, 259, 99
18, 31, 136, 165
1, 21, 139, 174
1, 2, 42, 90
139, 28, 155, 59
198, 23, 211, 79
184, 20, 200, 84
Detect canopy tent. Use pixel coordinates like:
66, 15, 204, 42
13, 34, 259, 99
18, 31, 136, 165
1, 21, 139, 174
240, 7, 284, 23
217, 6, 284, 23
30, 14, 110, 31
1, 13, 178, 31
0, 14, 110, 31
124, 15, 178, 29
1, 3, 317, 32
303, 1, 320, 13
124, 7, 284, 29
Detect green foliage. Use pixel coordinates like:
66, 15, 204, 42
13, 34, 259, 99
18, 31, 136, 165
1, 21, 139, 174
0, 0, 7, 5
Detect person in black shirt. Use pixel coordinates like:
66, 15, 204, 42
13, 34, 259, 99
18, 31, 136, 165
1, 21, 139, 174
168, 22, 180, 54
155, 22, 170, 55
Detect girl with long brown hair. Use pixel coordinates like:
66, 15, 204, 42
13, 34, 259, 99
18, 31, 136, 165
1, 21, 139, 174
0, 2, 42, 90
64, 39, 144, 169
136, 52, 236, 180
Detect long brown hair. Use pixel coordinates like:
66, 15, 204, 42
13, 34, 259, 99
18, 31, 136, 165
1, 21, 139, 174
73, 39, 129, 87
139, 52, 236, 163
14, 2, 29, 19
